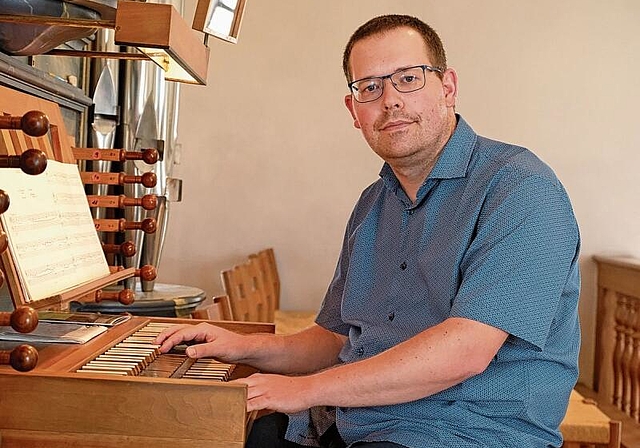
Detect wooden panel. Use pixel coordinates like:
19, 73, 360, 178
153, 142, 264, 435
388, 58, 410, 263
0, 316, 275, 448
0, 85, 74, 162
0, 429, 245, 448
0, 375, 247, 441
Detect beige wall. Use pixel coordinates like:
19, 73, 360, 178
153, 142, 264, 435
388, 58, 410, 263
158, 0, 640, 387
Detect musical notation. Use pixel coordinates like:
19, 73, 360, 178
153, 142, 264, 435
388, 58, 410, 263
0, 160, 110, 302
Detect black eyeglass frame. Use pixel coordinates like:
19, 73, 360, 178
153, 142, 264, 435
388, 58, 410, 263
348, 64, 444, 103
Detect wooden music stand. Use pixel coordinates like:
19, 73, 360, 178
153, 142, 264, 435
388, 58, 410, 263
0, 85, 135, 312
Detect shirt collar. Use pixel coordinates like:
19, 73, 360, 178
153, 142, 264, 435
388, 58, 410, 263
379, 114, 477, 191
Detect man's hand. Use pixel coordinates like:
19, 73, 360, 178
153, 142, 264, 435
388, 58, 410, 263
154, 322, 244, 362
234, 373, 315, 413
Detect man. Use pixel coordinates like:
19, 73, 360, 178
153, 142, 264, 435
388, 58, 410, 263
156, 14, 581, 448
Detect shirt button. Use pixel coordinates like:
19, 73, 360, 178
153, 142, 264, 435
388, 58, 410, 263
356, 347, 364, 356
400, 262, 407, 270
388, 312, 395, 321
408, 210, 414, 215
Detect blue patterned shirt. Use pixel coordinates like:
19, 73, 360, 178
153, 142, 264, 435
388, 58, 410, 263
293, 116, 581, 447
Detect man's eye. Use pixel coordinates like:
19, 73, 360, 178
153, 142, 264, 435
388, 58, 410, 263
362, 82, 380, 93
400, 75, 417, 84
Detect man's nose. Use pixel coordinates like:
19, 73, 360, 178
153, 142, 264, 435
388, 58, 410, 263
380, 78, 403, 110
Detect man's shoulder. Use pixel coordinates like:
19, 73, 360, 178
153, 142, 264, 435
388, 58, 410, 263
470, 135, 562, 189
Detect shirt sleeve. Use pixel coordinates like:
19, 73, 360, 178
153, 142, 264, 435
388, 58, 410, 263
450, 170, 580, 350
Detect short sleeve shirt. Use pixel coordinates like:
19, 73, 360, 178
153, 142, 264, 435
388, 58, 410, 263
292, 116, 581, 448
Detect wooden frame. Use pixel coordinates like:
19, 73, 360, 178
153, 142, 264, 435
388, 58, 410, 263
192, 0, 247, 44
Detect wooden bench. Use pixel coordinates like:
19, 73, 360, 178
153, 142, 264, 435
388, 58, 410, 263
561, 389, 621, 447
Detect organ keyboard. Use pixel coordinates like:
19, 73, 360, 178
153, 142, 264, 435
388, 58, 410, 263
0, 316, 274, 448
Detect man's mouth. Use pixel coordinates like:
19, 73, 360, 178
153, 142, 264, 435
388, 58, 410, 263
380, 120, 413, 131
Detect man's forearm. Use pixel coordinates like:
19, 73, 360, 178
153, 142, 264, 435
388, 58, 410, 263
304, 317, 507, 407
238, 324, 345, 374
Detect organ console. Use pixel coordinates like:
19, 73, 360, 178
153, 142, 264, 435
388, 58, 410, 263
0, 89, 268, 447
0, 316, 275, 447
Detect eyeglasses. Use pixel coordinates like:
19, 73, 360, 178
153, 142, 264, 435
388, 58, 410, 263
348, 64, 443, 103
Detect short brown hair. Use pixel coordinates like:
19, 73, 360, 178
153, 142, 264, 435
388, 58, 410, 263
342, 14, 447, 82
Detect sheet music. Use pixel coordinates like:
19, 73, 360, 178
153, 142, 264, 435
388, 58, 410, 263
0, 160, 110, 302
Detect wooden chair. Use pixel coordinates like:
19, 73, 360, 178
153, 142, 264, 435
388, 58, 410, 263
249, 248, 316, 334
191, 295, 233, 320
249, 248, 279, 321
221, 258, 268, 322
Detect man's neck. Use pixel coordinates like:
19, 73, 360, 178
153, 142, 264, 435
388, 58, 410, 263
391, 155, 439, 203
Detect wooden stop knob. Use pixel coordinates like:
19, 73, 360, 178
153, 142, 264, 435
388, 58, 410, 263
21, 111, 50, 137
140, 194, 158, 210
10, 344, 38, 372
95, 289, 135, 305
0, 306, 39, 333
20, 149, 48, 175
141, 172, 157, 188
138, 265, 157, 281
140, 218, 157, 234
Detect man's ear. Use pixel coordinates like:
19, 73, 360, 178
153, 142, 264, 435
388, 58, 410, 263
441, 68, 458, 108
344, 94, 361, 129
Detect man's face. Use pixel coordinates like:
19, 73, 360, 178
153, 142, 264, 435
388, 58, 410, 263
344, 27, 457, 167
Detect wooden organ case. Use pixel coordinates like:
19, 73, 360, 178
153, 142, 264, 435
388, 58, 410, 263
0, 87, 274, 447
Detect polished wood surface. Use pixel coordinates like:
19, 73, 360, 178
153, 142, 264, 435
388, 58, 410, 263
0, 316, 275, 448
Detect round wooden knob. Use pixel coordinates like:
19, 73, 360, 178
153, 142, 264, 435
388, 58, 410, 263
120, 241, 136, 257
10, 306, 39, 333
95, 289, 135, 305
0, 189, 10, 214
141, 218, 157, 234
142, 148, 159, 165
118, 289, 135, 305
141, 194, 157, 210
141, 172, 157, 188
20, 149, 48, 175
10, 344, 39, 372
138, 265, 157, 281
21, 111, 50, 137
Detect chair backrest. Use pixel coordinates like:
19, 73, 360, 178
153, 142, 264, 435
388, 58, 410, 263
221, 259, 268, 322
190, 295, 234, 321
249, 248, 280, 322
